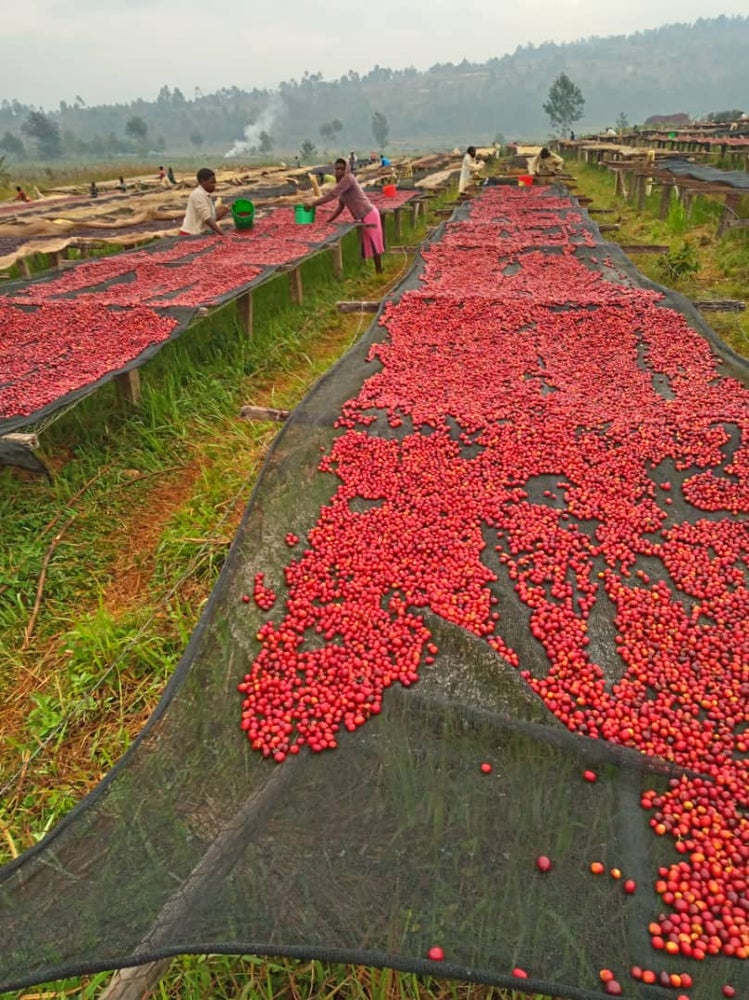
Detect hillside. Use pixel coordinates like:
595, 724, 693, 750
0, 14, 746, 158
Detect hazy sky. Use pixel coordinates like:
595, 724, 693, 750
2, 1, 747, 109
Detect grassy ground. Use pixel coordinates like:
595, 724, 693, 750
1, 156, 748, 999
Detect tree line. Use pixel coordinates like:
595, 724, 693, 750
0, 15, 746, 162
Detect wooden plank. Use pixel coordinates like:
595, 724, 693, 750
693, 299, 746, 313
336, 300, 380, 313
598, 224, 621, 232
239, 405, 290, 422
99, 960, 174, 1000
288, 265, 303, 306
330, 241, 343, 280
1, 432, 40, 449
393, 206, 402, 241
619, 244, 669, 254
115, 369, 141, 406
588, 208, 616, 215
237, 290, 253, 337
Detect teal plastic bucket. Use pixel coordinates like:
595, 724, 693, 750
232, 199, 255, 230
294, 204, 316, 224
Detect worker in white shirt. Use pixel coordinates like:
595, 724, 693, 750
458, 146, 483, 194
179, 168, 230, 236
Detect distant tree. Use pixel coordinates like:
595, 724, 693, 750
172, 88, 186, 104
258, 130, 273, 153
615, 112, 629, 132
21, 111, 62, 158
0, 155, 10, 187
371, 111, 389, 148
319, 122, 334, 141
0, 131, 26, 159
331, 118, 343, 135
189, 129, 204, 148
157, 85, 171, 104
299, 139, 317, 161
125, 116, 148, 145
543, 73, 585, 135
707, 109, 744, 122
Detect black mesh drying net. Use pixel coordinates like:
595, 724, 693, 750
2, 185, 749, 1000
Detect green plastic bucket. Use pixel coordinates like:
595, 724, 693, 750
294, 204, 316, 224
232, 199, 255, 230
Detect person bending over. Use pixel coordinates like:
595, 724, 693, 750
307, 157, 384, 273
179, 168, 230, 236
529, 147, 565, 177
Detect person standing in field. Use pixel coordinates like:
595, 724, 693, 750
179, 168, 230, 236
306, 157, 384, 273
458, 146, 483, 194
14, 186, 30, 202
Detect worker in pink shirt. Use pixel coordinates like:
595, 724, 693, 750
307, 157, 384, 273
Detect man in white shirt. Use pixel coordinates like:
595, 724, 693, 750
179, 168, 230, 236
458, 146, 483, 194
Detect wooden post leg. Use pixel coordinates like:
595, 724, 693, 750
289, 265, 303, 305
19, 256, 32, 279
330, 241, 343, 280
115, 369, 141, 407
81, 245, 91, 259
49, 251, 61, 270
717, 192, 740, 238
393, 207, 402, 241
237, 290, 253, 336
636, 174, 646, 212
658, 182, 672, 220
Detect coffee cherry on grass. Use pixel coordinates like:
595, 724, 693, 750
427, 946, 444, 961
536, 855, 552, 873
583, 769, 597, 782
480, 762, 493, 773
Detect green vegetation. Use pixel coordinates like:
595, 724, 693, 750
567, 157, 749, 356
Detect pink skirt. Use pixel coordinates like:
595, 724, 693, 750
359, 207, 384, 258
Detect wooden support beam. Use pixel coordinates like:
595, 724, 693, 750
659, 181, 673, 221
239, 405, 290, 422
237, 290, 253, 337
727, 219, 749, 229
115, 369, 141, 406
588, 208, 616, 215
336, 300, 380, 313
693, 299, 746, 313
433, 208, 454, 217
330, 241, 343, 280
19, 257, 32, 279
390, 245, 421, 253
619, 244, 670, 254
99, 960, 174, 1000
393, 207, 402, 241
1, 432, 40, 449
598, 223, 621, 232
288, 265, 303, 305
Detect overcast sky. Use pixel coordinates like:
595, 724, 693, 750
2, 1, 747, 109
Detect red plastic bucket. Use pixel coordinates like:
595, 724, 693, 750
382, 184, 397, 197
518, 175, 534, 187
